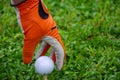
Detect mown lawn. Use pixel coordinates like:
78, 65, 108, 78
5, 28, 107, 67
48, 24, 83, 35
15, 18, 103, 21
0, 0, 120, 80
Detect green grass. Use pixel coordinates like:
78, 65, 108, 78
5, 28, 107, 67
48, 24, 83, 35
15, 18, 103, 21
0, 0, 120, 80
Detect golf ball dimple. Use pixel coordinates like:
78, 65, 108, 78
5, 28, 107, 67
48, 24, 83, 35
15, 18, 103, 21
35, 56, 54, 75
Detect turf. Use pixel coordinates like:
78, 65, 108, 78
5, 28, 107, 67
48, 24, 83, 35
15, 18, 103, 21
0, 0, 120, 80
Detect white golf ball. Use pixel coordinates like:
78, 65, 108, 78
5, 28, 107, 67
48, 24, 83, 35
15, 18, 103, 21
35, 56, 54, 75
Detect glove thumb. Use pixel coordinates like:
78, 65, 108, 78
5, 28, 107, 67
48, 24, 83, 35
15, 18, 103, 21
43, 36, 65, 71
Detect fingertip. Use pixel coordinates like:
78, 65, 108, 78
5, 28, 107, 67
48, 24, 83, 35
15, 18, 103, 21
23, 57, 32, 64
56, 65, 63, 71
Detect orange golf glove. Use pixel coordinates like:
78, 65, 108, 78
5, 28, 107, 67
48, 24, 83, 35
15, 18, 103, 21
11, 0, 65, 70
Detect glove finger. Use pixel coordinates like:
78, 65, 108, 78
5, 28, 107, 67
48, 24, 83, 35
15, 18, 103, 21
43, 36, 65, 71
49, 49, 56, 62
36, 41, 50, 59
23, 38, 40, 64
51, 52, 56, 63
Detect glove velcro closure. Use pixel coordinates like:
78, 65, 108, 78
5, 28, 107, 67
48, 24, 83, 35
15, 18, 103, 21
10, 0, 26, 6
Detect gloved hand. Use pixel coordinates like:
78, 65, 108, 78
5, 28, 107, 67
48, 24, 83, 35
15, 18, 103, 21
12, 0, 65, 70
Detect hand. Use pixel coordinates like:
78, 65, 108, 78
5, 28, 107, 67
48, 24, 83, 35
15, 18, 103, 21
15, 0, 65, 71
22, 25, 65, 71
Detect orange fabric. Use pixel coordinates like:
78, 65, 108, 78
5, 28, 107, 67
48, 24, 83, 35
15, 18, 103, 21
40, 44, 50, 56
16, 0, 65, 64
52, 52, 56, 63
